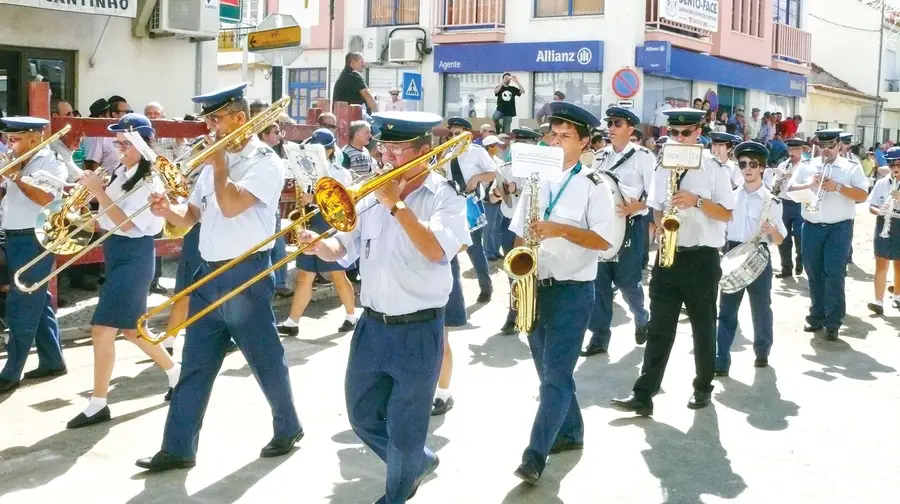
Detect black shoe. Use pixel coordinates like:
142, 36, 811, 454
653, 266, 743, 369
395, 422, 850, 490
135, 451, 196, 472
260, 430, 304, 458
803, 324, 823, 333
868, 302, 885, 315
476, 291, 492, 303
549, 437, 584, 455
580, 344, 607, 357
338, 319, 355, 332
23, 367, 67, 380
164, 388, 173, 402
754, 357, 769, 368
274, 287, 294, 299
795, 263, 803, 275
276, 323, 299, 336
893, 299, 900, 310
775, 271, 793, 279
500, 320, 518, 335
0, 378, 20, 394
314, 275, 333, 286
635, 324, 649, 345
714, 369, 729, 377
149, 283, 168, 295
66, 406, 111, 429
687, 391, 711, 409
610, 393, 653, 416
824, 328, 839, 341
408, 454, 440, 500
513, 460, 542, 485
431, 397, 454, 416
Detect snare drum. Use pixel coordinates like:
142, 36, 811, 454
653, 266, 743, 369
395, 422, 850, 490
466, 194, 487, 233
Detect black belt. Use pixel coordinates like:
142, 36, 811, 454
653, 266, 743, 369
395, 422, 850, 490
726, 240, 768, 251
206, 251, 269, 268
3, 229, 35, 237
806, 220, 852, 227
675, 245, 715, 253
536, 278, 588, 288
363, 307, 443, 325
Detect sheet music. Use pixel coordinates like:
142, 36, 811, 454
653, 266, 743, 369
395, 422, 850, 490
510, 143, 565, 183
786, 188, 816, 203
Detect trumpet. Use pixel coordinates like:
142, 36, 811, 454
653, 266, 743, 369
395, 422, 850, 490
0, 124, 72, 177
136, 131, 474, 344
14, 97, 292, 294
805, 164, 832, 214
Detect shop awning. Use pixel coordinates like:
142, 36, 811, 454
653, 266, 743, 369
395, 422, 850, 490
0, 0, 137, 19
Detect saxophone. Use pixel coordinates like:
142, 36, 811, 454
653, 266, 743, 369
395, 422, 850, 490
879, 178, 900, 239
502, 172, 540, 333
658, 166, 685, 268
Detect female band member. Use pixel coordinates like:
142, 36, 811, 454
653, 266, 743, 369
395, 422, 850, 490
67, 114, 180, 429
277, 128, 357, 335
866, 147, 900, 314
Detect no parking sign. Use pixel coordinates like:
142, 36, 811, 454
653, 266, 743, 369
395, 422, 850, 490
612, 68, 641, 100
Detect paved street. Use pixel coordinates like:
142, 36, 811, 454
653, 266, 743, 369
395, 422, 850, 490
1, 206, 899, 504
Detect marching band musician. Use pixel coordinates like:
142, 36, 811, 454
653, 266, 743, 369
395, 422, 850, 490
0, 117, 67, 394
865, 147, 900, 315
137, 83, 303, 472
709, 132, 743, 189
297, 112, 468, 503
787, 129, 868, 341
509, 102, 616, 485
715, 142, 786, 376
67, 114, 180, 428
765, 138, 808, 279
612, 108, 735, 416
277, 128, 358, 335
581, 107, 653, 357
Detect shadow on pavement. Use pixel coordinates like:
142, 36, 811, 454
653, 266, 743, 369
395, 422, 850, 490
574, 347, 644, 411
468, 333, 531, 369
500, 449, 582, 504
714, 368, 800, 431
75, 365, 171, 405
839, 314, 878, 340
802, 337, 896, 381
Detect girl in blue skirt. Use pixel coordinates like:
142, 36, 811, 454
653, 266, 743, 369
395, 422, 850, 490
277, 129, 357, 335
866, 147, 900, 315
66, 114, 180, 429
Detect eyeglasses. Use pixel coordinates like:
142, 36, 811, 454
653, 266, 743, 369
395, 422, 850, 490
738, 160, 761, 170
377, 143, 415, 156
606, 120, 628, 129
113, 140, 133, 149
207, 111, 238, 125
819, 140, 839, 149
668, 127, 697, 138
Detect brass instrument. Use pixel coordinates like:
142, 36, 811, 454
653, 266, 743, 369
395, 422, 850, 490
805, 163, 832, 214
162, 136, 209, 239
15, 97, 292, 294
34, 164, 113, 256
502, 172, 540, 333
136, 131, 474, 344
879, 178, 900, 239
0, 124, 72, 177
658, 166, 684, 268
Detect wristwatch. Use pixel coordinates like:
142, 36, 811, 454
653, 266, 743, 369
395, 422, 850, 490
695, 197, 704, 209
835, 183, 844, 193
390, 200, 407, 216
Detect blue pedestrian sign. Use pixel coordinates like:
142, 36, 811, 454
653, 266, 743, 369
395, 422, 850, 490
402, 72, 422, 101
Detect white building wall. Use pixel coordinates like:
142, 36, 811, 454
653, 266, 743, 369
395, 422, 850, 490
0, 5, 217, 118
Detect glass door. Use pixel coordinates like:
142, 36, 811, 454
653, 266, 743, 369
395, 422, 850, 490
0, 45, 75, 116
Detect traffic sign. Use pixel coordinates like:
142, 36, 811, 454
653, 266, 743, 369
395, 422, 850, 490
617, 99, 635, 109
402, 72, 423, 101
612, 68, 641, 100
249, 14, 305, 67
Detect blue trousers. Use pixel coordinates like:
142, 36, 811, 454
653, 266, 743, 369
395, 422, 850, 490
161, 253, 301, 458
346, 312, 444, 504
716, 242, 774, 372
777, 200, 803, 273
483, 201, 502, 259
271, 210, 288, 290
801, 220, 853, 330
588, 219, 650, 349
0, 233, 64, 381
523, 281, 594, 471
466, 227, 493, 294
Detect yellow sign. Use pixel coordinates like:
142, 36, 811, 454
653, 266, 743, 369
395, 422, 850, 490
248, 26, 302, 52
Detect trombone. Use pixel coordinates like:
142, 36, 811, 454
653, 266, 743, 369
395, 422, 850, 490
136, 131, 474, 344
14, 96, 292, 294
0, 124, 73, 177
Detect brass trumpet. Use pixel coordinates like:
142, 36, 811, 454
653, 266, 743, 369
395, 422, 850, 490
0, 124, 72, 177
136, 131, 474, 344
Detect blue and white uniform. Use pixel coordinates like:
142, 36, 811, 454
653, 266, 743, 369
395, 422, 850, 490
765, 154, 808, 275
296, 159, 352, 273
867, 175, 900, 259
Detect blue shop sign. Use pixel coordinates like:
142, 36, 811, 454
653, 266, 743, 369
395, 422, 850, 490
635, 41, 672, 73
636, 45, 807, 98
434, 41, 604, 73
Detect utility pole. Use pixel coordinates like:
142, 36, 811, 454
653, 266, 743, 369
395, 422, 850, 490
327, 0, 335, 104
875, 0, 887, 143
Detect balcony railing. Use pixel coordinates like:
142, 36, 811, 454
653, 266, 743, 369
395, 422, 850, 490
433, 0, 505, 33
772, 22, 811, 65
368, 0, 420, 27
645, 0, 711, 41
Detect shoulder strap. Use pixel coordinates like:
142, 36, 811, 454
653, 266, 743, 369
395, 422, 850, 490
607, 148, 638, 172
449, 157, 467, 193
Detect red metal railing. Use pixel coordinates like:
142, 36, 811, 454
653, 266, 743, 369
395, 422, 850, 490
772, 22, 811, 64
433, 0, 505, 32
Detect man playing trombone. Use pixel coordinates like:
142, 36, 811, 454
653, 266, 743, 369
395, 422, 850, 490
136, 83, 303, 472
0, 116, 68, 394
787, 129, 868, 341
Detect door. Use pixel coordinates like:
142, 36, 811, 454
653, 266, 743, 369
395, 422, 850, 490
0, 45, 75, 116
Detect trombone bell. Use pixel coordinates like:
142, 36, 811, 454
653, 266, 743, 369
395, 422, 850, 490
35, 199, 95, 255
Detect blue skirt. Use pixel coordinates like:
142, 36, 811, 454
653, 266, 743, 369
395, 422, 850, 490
445, 256, 468, 328
91, 234, 156, 329
175, 224, 202, 292
296, 211, 346, 273
874, 216, 900, 259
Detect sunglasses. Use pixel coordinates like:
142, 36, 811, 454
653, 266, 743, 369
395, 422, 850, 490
668, 127, 697, 138
606, 120, 628, 128
819, 140, 839, 149
738, 160, 761, 170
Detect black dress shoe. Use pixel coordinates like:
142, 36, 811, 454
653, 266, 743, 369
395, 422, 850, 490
513, 460, 542, 485
610, 393, 653, 416
260, 430, 304, 458
803, 324, 823, 333
0, 378, 20, 394
549, 437, 584, 455
824, 328, 839, 341
868, 302, 885, 315
276, 323, 299, 336
754, 357, 769, 368
408, 454, 440, 499
714, 369, 729, 377
149, 283, 168, 295
135, 451, 196, 472
580, 344, 607, 357
23, 367, 67, 380
66, 406, 111, 429
476, 291, 492, 303
338, 319, 355, 332
164, 388, 173, 402
274, 287, 294, 299
500, 320, 518, 335
225, 341, 239, 354
775, 271, 793, 279
893, 299, 900, 310
431, 397, 454, 416
795, 263, 803, 275
634, 324, 649, 345
687, 391, 711, 409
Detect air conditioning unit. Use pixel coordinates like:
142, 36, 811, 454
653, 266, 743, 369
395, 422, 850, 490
150, 0, 220, 40
388, 37, 421, 63
346, 28, 388, 63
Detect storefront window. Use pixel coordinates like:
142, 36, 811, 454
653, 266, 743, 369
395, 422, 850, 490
535, 0, 604, 17
642, 76, 692, 126
765, 94, 796, 117
366, 67, 410, 111
717, 85, 747, 116
288, 68, 327, 122
443, 73, 505, 119
533, 72, 602, 120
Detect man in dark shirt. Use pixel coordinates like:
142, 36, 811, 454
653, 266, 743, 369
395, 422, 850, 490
493, 72, 523, 133
333, 52, 377, 114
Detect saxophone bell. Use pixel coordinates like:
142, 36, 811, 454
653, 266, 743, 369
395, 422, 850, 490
502, 172, 541, 333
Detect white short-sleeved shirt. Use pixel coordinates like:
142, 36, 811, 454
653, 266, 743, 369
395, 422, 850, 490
592, 142, 655, 217
789, 155, 869, 224
188, 137, 285, 261
866, 176, 900, 209
764, 158, 808, 201
722, 159, 743, 188
85, 137, 122, 171
647, 151, 736, 248
725, 184, 787, 244
97, 164, 165, 238
1, 148, 66, 230
509, 163, 616, 281
334, 173, 470, 316
453, 143, 495, 185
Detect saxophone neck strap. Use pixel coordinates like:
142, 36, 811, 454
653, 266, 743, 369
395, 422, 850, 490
544, 162, 582, 220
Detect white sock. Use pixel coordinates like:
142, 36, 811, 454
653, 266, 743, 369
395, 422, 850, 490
346, 313, 357, 323
165, 363, 181, 388
435, 388, 451, 402
282, 317, 299, 328
162, 338, 175, 349
83, 396, 107, 417
873, 299, 883, 306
